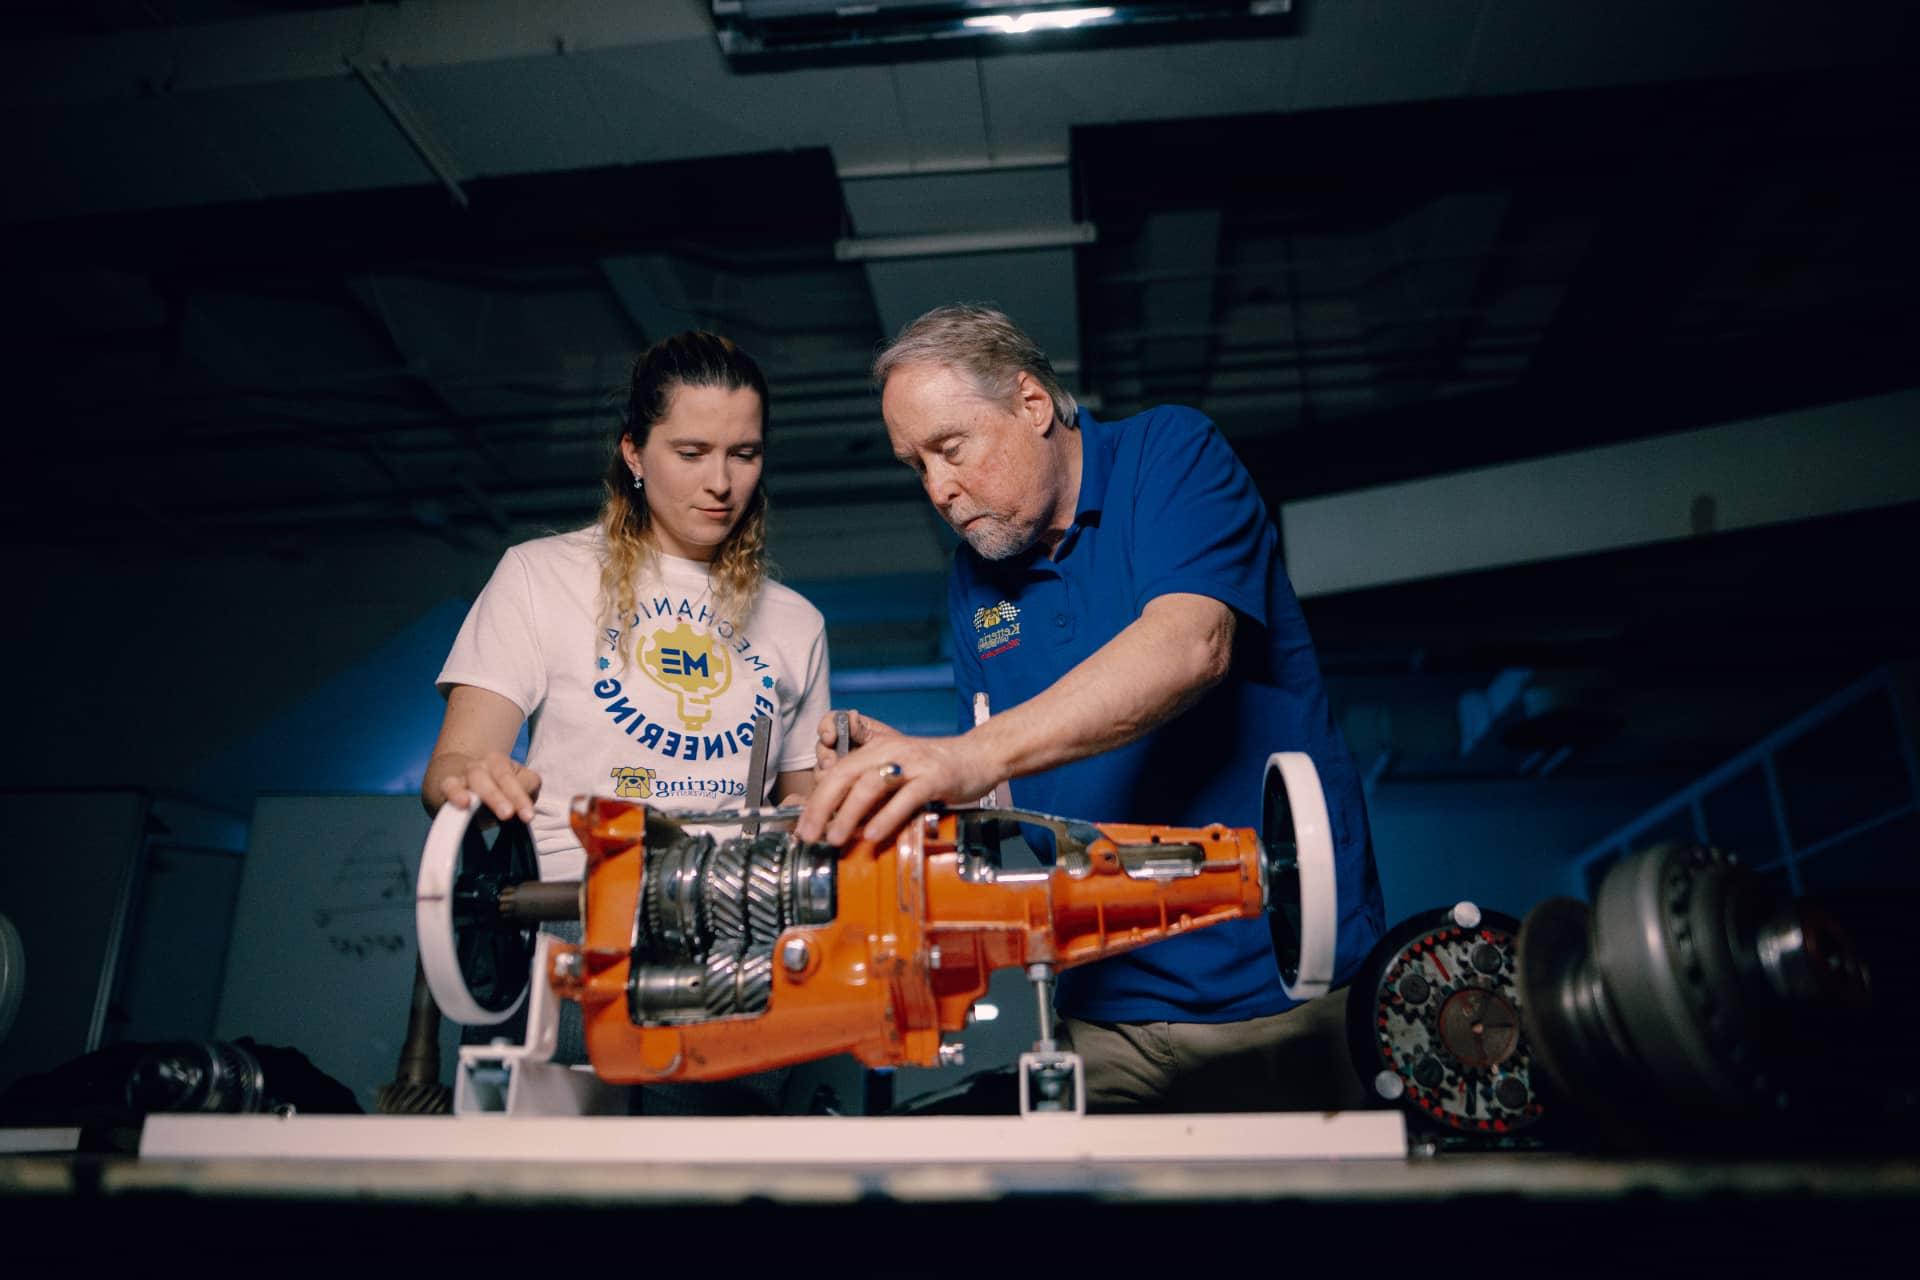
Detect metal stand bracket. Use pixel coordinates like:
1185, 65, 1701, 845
453, 935, 624, 1117
1018, 1050, 1085, 1116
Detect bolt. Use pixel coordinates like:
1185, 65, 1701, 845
782, 938, 811, 974
938, 1043, 966, 1066
553, 950, 583, 980
928, 946, 943, 970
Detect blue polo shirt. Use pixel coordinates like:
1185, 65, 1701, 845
949, 405, 1385, 1023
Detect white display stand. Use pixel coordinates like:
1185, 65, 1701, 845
142, 1109, 1406, 1164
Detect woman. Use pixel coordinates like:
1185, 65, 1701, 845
421, 331, 830, 1111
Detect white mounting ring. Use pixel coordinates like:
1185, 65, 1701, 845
417, 796, 526, 1026
1265, 751, 1337, 1002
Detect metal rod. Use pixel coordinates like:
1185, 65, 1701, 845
1028, 963, 1057, 1052
1569, 669, 1893, 874
498, 880, 581, 922
742, 712, 772, 836
1761, 753, 1803, 895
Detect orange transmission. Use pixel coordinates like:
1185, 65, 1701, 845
540, 752, 1329, 1083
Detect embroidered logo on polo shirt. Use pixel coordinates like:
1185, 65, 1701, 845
972, 599, 1022, 659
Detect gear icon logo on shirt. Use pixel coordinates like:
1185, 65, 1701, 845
640, 621, 734, 731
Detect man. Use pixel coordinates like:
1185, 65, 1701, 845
796, 304, 1384, 1111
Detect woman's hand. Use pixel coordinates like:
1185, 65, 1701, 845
423, 686, 539, 821
434, 751, 542, 824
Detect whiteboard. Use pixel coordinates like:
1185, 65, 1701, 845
215, 794, 460, 1113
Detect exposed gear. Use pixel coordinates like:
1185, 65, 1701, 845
622, 830, 841, 1025
744, 838, 786, 944
703, 839, 748, 944
704, 946, 743, 1017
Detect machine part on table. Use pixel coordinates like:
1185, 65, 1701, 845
1347, 903, 1545, 1140
1515, 841, 1897, 1147
0, 912, 23, 1046
125, 1039, 269, 1116
416, 805, 544, 1025
373, 959, 452, 1115
417, 752, 1337, 1086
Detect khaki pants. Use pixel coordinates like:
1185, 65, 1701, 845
1059, 989, 1370, 1113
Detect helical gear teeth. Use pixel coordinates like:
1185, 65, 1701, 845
744, 839, 787, 944
736, 948, 774, 1014
703, 948, 742, 1017
705, 839, 748, 942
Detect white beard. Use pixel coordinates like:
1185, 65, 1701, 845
958, 513, 1038, 560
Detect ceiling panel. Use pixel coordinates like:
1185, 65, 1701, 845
191, 75, 433, 197
399, 57, 627, 177
842, 166, 1072, 237
1288, 0, 1481, 111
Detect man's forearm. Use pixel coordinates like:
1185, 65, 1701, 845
965, 593, 1233, 785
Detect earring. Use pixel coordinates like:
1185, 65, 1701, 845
631, 472, 644, 491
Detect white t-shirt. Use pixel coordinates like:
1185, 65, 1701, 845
438, 527, 831, 880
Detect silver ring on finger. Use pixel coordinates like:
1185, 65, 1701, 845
876, 762, 905, 784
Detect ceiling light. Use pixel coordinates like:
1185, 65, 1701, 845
963, 8, 1116, 36
835, 222, 1097, 262
714, 2, 1298, 71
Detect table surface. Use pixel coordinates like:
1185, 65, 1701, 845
7, 1140, 1917, 1268
7, 1143, 1919, 1206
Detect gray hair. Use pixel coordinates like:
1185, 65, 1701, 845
872, 304, 1079, 429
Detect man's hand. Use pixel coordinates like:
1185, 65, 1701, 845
797, 712, 1000, 846
798, 595, 1232, 847
812, 708, 894, 771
